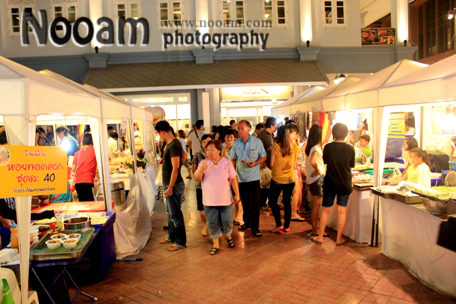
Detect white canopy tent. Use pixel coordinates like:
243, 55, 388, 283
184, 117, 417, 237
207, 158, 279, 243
379, 55, 456, 107
322, 60, 428, 112
290, 77, 361, 113
374, 54, 456, 298
0, 56, 102, 303
271, 86, 325, 116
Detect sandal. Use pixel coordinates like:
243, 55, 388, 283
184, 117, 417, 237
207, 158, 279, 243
238, 225, 249, 231
233, 220, 240, 226
159, 239, 172, 244
270, 227, 283, 234
253, 230, 263, 237
167, 245, 186, 251
202, 227, 208, 237
290, 217, 306, 222
308, 232, 329, 238
209, 247, 220, 255
310, 236, 322, 245
336, 239, 348, 246
226, 239, 235, 248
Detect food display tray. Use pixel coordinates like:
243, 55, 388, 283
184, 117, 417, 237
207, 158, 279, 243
394, 193, 422, 204
410, 191, 448, 203
371, 189, 395, 199
30, 228, 94, 261
354, 183, 374, 191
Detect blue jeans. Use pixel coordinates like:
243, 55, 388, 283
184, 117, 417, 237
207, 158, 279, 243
204, 205, 234, 239
164, 182, 186, 246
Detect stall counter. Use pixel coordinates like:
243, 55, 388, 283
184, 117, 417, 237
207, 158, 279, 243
32, 201, 106, 214
380, 197, 456, 297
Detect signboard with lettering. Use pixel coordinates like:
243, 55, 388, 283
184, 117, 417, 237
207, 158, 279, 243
0, 146, 67, 197
361, 28, 395, 45
388, 113, 406, 138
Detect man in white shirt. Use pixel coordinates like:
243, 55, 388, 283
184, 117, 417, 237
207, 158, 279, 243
187, 120, 206, 157
108, 132, 120, 160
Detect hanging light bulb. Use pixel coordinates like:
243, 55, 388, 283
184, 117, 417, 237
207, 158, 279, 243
448, 10, 455, 20
334, 75, 340, 84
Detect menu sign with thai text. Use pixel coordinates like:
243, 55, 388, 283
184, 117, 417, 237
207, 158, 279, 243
0, 146, 67, 197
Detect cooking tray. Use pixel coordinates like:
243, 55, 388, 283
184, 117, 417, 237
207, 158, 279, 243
394, 193, 422, 204
371, 189, 395, 199
354, 183, 374, 191
30, 228, 94, 261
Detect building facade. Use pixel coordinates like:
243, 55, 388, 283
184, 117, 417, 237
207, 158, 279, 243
0, 0, 416, 127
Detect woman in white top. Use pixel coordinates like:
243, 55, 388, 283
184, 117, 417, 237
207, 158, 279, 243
305, 125, 327, 237
177, 130, 192, 179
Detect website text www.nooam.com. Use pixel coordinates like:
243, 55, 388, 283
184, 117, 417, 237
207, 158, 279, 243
20, 10, 271, 50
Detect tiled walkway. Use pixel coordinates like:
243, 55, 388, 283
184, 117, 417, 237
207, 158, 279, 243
75, 177, 456, 304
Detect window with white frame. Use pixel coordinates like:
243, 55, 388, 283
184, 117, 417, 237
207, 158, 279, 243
159, 1, 182, 27
51, 1, 77, 31
262, 0, 287, 26
222, 0, 244, 26
8, 4, 34, 34
324, 0, 345, 25
116, 1, 141, 20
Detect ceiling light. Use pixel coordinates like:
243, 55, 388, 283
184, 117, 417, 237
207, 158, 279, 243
449, 10, 455, 20
339, 72, 346, 81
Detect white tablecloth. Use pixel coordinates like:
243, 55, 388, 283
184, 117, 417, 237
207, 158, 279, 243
326, 189, 381, 243
381, 197, 456, 297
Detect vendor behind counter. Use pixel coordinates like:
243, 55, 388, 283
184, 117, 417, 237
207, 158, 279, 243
397, 148, 431, 188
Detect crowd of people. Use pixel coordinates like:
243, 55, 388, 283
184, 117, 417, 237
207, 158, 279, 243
156, 117, 369, 254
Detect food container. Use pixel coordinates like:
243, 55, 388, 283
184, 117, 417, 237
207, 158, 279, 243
421, 197, 447, 215
394, 193, 422, 204
111, 181, 126, 211
63, 217, 91, 229
448, 199, 456, 215
449, 161, 456, 171
66, 233, 81, 240
62, 239, 78, 249
46, 239, 62, 250
51, 233, 67, 240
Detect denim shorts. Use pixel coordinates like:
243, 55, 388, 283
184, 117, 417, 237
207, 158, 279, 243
322, 189, 350, 208
307, 176, 324, 197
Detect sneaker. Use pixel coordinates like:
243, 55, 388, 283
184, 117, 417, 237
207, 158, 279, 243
283, 228, 291, 233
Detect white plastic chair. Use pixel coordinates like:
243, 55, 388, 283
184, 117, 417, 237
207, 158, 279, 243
0, 267, 39, 304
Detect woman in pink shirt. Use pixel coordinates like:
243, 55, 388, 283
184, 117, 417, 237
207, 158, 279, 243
194, 140, 240, 255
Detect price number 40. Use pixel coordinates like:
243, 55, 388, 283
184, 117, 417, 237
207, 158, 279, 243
43, 173, 56, 182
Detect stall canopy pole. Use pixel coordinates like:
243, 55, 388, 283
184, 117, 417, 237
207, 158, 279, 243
4, 115, 35, 303
99, 100, 113, 212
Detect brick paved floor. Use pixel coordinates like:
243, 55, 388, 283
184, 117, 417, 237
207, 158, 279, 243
72, 177, 456, 304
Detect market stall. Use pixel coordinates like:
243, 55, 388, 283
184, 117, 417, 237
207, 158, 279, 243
37, 71, 155, 257
371, 54, 456, 297
0, 56, 102, 303
320, 60, 429, 244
